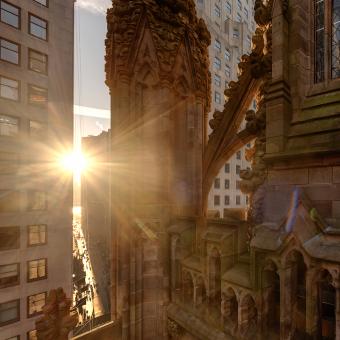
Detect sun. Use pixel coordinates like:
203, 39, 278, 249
59, 150, 88, 176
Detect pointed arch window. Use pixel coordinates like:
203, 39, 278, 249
332, 0, 340, 78
314, 0, 340, 82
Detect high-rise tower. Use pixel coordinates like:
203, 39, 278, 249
0, 1, 74, 339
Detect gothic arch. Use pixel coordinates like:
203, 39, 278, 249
311, 268, 337, 339
135, 62, 159, 86
221, 287, 238, 335
262, 259, 280, 333
284, 250, 308, 337
239, 294, 258, 338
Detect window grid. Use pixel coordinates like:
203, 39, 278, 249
331, 0, 340, 78
0, 75, 19, 101
214, 195, 220, 206
0, 37, 19, 64
27, 258, 47, 282
0, 299, 20, 326
0, 114, 19, 136
224, 195, 230, 205
33, 0, 48, 7
28, 224, 47, 246
28, 49, 48, 74
0, 226, 20, 250
0, 1, 20, 29
28, 84, 48, 106
27, 292, 46, 318
28, 13, 48, 41
315, 0, 325, 83
214, 56, 221, 70
0, 263, 19, 288
215, 91, 221, 104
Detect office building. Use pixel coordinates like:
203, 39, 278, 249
0, 0, 75, 339
195, 0, 256, 215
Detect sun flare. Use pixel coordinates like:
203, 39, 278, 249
59, 151, 88, 176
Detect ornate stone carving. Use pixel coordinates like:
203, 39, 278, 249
167, 318, 184, 339
106, 0, 211, 110
35, 288, 78, 340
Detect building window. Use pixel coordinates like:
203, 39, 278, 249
315, 0, 340, 82
315, 0, 325, 82
214, 195, 220, 206
225, 1, 232, 14
0, 152, 18, 174
236, 150, 241, 159
225, 48, 231, 61
0, 75, 19, 101
215, 91, 221, 104
214, 39, 221, 52
28, 191, 47, 211
214, 74, 221, 87
225, 65, 231, 77
236, 180, 241, 190
0, 114, 19, 136
237, 0, 242, 10
225, 163, 230, 173
233, 29, 239, 39
0, 191, 21, 213
236, 13, 242, 22
236, 195, 241, 205
0, 38, 19, 64
29, 120, 46, 139
246, 35, 251, 49
225, 179, 230, 189
236, 165, 241, 174
213, 56, 221, 70
214, 4, 221, 17
28, 224, 47, 247
27, 331, 37, 340
214, 178, 220, 189
331, 0, 340, 79
28, 14, 48, 40
28, 84, 48, 106
197, 0, 204, 6
244, 7, 249, 19
0, 1, 20, 28
224, 195, 230, 205
27, 259, 47, 282
0, 226, 19, 250
27, 292, 46, 318
34, 0, 48, 6
0, 263, 19, 288
225, 80, 228, 89
0, 299, 20, 326
28, 49, 48, 74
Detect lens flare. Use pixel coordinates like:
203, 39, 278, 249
60, 151, 87, 173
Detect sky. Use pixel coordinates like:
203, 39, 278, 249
74, 0, 112, 117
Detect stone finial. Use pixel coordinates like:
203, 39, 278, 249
35, 288, 78, 340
